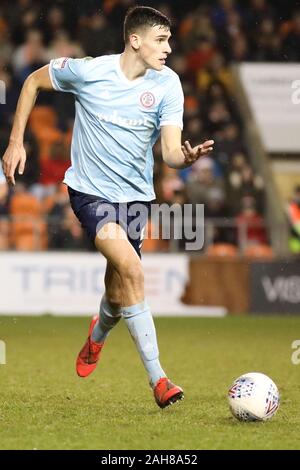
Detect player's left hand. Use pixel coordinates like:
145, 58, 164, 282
181, 139, 214, 166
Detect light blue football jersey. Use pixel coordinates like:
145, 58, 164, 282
49, 54, 184, 202
49, 54, 183, 202
0, 160, 5, 183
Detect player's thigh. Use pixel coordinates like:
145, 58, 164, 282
67, 187, 145, 277
95, 222, 143, 276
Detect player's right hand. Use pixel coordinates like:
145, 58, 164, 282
2, 141, 27, 186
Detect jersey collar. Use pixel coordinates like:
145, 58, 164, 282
115, 54, 150, 86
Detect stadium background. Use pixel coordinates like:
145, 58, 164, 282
0, 0, 300, 450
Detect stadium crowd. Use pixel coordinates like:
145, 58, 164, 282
0, 0, 298, 252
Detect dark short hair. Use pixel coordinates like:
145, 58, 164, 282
124, 6, 171, 43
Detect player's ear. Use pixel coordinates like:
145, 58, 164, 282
129, 34, 141, 50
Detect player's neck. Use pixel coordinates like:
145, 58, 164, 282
120, 51, 147, 81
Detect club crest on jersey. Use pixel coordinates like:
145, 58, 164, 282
140, 92, 155, 108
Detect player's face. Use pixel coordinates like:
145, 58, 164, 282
138, 25, 172, 71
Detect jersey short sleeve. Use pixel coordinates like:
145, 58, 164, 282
159, 74, 184, 130
49, 57, 86, 94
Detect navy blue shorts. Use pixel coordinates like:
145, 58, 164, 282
68, 187, 151, 258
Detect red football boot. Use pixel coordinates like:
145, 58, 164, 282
153, 377, 184, 408
76, 315, 104, 377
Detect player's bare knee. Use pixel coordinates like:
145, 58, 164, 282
118, 260, 144, 289
105, 292, 122, 310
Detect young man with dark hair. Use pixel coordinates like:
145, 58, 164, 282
2, 6, 214, 408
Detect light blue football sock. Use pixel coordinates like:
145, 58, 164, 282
91, 294, 122, 344
122, 300, 166, 388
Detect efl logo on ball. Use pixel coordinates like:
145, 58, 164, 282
228, 372, 280, 421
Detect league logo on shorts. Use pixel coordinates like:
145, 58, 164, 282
140, 92, 155, 108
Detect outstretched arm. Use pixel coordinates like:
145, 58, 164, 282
161, 125, 214, 169
2, 65, 53, 185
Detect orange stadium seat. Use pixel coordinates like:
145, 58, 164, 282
142, 220, 169, 252
11, 220, 47, 251
29, 106, 63, 158
206, 243, 239, 257
10, 192, 47, 250
10, 192, 42, 217
0, 219, 10, 250
244, 244, 274, 259
29, 106, 57, 132
34, 127, 64, 160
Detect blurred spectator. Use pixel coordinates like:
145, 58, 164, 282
218, 9, 248, 62
246, 0, 275, 31
235, 194, 268, 246
43, 182, 69, 214
45, 183, 79, 250
41, 139, 70, 184
79, 12, 119, 57
226, 151, 248, 187
204, 186, 234, 244
12, 29, 47, 83
201, 80, 242, 131
19, 130, 40, 189
229, 163, 265, 214
168, 53, 188, 79
182, 8, 216, 53
183, 116, 205, 149
186, 156, 225, 206
212, 122, 245, 175
282, 10, 300, 61
45, 30, 85, 62
186, 37, 217, 78
197, 53, 233, 93
106, 0, 136, 44
212, 0, 241, 30
252, 17, 283, 61
205, 101, 232, 135
230, 32, 250, 62
0, 14, 13, 64
184, 95, 200, 119
287, 185, 300, 254
49, 205, 89, 251
11, 4, 41, 45
161, 173, 186, 205
43, 6, 66, 44
33, 139, 70, 199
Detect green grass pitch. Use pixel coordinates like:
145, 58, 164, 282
0, 315, 299, 450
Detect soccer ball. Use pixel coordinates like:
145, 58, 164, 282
228, 372, 280, 421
